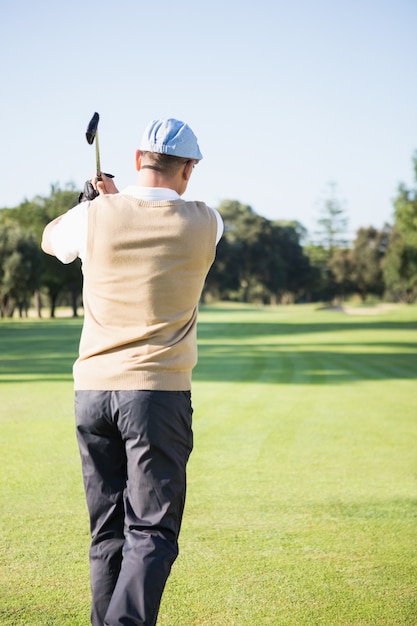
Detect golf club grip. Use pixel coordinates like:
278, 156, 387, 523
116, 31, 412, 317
95, 172, 115, 181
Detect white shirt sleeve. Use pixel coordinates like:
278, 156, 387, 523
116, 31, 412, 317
50, 202, 89, 264
210, 207, 224, 244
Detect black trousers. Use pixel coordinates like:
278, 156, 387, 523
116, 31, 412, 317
75, 390, 193, 626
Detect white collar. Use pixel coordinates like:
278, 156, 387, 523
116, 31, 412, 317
121, 186, 180, 201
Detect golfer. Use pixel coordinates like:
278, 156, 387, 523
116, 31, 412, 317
41, 118, 223, 626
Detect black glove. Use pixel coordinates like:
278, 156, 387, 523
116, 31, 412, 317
79, 180, 98, 203
78, 173, 114, 203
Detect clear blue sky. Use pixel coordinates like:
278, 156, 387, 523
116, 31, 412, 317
1, 0, 416, 238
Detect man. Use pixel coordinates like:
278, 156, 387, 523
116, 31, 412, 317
41, 118, 223, 626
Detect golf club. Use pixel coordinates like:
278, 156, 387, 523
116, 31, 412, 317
79, 112, 113, 202
86, 112, 102, 180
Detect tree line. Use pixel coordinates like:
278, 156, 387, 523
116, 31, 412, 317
1, 155, 417, 318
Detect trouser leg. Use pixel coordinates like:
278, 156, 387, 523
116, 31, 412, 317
75, 389, 193, 626
104, 390, 193, 626
75, 391, 127, 626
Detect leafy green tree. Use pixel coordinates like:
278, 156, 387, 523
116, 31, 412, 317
205, 201, 311, 304
383, 227, 417, 302
242, 218, 287, 304
41, 255, 82, 318
0, 183, 82, 316
328, 247, 355, 300
209, 200, 269, 302
1, 184, 79, 243
383, 156, 417, 302
350, 226, 387, 301
269, 221, 311, 303
0, 224, 42, 317
304, 243, 336, 302
204, 201, 247, 300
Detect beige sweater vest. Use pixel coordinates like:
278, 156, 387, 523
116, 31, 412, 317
73, 194, 218, 391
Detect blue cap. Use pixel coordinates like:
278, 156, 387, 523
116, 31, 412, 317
139, 118, 203, 160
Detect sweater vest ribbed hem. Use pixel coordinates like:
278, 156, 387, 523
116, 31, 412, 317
72, 364, 192, 391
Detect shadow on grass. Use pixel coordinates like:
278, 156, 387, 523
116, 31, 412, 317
197, 320, 417, 339
193, 344, 417, 383
0, 320, 81, 383
1, 317, 416, 384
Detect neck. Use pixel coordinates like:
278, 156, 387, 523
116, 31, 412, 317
136, 170, 183, 195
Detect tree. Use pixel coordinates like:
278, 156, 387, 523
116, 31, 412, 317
383, 155, 417, 302
0, 183, 82, 317
307, 183, 350, 302
328, 247, 355, 300
270, 221, 311, 303
303, 243, 333, 301
205, 201, 312, 304
204, 201, 251, 300
0, 224, 42, 317
350, 226, 387, 300
41, 254, 82, 318
383, 227, 417, 302
209, 200, 270, 302
314, 182, 349, 252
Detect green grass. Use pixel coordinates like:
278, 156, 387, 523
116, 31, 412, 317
1, 304, 416, 625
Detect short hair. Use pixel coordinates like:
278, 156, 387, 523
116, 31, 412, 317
140, 151, 191, 177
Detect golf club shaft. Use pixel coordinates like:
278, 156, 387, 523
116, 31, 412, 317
95, 131, 102, 180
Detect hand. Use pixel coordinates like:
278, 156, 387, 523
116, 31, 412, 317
94, 173, 119, 195
78, 173, 119, 203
